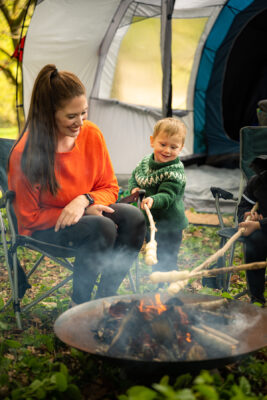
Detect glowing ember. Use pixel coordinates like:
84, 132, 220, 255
138, 293, 167, 315
186, 332, 191, 343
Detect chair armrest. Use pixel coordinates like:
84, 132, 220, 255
210, 186, 237, 201
0, 190, 15, 208
118, 189, 146, 204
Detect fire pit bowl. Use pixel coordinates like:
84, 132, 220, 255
54, 292, 267, 377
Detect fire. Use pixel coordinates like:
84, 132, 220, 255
185, 332, 191, 343
138, 293, 167, 315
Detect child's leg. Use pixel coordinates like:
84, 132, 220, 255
244, 230, 267, 304
152, 228, 183, 272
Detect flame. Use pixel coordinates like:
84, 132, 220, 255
185, 332, 191, 343
138, 293, 167, 315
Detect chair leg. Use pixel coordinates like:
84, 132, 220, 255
128, 270, 136, 293
215, 238, 237, 292
135, 258, 140, 293
216, 238, 227, 290
14, 304, 23, 330
12, 252, 23, 330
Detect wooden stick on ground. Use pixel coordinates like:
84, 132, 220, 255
144, 204, 158, 266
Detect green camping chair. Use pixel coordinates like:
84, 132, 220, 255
0, 138, 144, 330
209, 126, 267, 295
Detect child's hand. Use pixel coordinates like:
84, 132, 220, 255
141, 197, 153, 210
131, 187, 140, 194
239, 220, 261, 236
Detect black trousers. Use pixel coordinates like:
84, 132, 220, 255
32, 203, 146, 304
149, 221, 183, 272
244, 229, 267, 304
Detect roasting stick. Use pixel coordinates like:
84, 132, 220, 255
149, 202, 259, 294
167, 202, 259, 294
150, 261, 267, 283
143, 203, 158, 265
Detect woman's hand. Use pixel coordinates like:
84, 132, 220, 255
239, 220, 261, 236
55, 195, 89, 232
85, 204, 114, 216
141, 197, 154, 210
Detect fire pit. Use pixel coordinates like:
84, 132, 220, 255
54, 293, 267, 377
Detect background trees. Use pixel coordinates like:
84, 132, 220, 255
0, 0, 35, 131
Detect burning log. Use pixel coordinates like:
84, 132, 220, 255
186, 343, 207, 361
198, 323, 238, 346
184, 298, 228, 310
93, 294, 240, 362
190, 325, 238, 355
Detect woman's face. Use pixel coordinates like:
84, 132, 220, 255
55, 95, 88, 140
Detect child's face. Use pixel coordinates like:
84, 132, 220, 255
150, 131, 184, 163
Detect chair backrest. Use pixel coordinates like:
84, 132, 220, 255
240, 126, 267, 180
0, 138, 15, 193
238, 126, 267, 203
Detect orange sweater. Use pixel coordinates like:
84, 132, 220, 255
8, 120, 119, 236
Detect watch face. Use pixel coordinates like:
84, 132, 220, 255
84, 194, 94, 205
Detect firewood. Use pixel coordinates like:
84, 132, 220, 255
186, 343, 207, 361
190, 325, 237, 354
198, 323, 238, 346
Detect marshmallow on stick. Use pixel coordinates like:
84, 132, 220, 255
150, 270, 190, 283
144, 204, 158, 265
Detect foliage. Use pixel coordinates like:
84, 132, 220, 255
118, 368, 267, 400
0, 126, 18, 139
0, 218, 266, 399
0, 0, 36, 127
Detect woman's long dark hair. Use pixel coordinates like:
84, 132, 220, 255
9, 64, 86, 195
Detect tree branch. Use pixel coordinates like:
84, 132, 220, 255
0, 63, 16, 85
0, 0, 12, 27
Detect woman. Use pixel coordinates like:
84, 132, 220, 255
8, 64, 145, 305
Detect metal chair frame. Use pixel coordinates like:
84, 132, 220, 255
210, 126, 267, 294
0, 147, 145, 330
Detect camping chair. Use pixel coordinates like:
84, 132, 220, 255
0, 138, 145, 329
209, 126, 267, 295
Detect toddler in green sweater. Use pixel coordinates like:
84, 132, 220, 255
128, 117, 188, 273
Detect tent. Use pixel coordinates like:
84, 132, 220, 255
22, 0, 267, 177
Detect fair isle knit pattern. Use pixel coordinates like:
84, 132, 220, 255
128, 153, 188, 231
132, 154, 185, 190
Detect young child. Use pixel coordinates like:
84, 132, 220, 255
238, 155, 267, 306
128, 117, 188, 273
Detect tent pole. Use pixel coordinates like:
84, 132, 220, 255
161, 0, 175, 118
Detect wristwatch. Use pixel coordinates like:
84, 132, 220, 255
83, 193, 94, 206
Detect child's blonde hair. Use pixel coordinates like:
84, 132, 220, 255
153, 117, 187, 145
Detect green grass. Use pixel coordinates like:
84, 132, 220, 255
0, 126, 18, 139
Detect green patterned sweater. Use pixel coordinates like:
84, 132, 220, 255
128, 154, 188, 231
